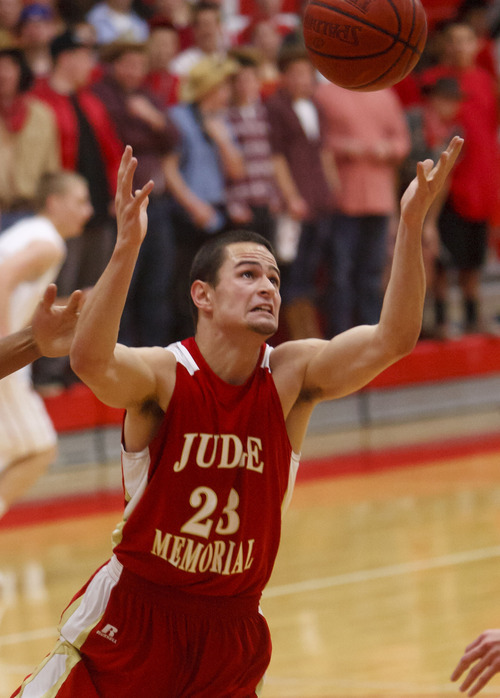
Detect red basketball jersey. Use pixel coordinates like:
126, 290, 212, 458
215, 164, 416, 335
113, 338, 299, 598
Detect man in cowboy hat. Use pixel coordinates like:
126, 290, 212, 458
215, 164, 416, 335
164, 54, 245, 339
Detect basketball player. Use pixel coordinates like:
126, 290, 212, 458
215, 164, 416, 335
0, 172, 92, 520
13, 136, 463, 697
0, 284, 83, 380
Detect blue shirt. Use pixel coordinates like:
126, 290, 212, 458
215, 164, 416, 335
168, 104, 227, 206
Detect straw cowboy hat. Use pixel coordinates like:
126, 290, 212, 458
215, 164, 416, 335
181, 55, 239, 102
99, 39, 147, 64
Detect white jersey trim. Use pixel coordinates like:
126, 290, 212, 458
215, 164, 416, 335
282, 451, 300, 516
165, 341, 199, 375
166, 341, 273, 375
261, 344, 273, 371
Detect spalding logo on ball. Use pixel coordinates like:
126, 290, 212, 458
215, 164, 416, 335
303, 0, 427, 91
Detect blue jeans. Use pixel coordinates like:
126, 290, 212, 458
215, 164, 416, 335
325, 214, 389, 337
283, 215, 333, 304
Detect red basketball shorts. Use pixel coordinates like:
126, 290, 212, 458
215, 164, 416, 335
13, 556, 272, 697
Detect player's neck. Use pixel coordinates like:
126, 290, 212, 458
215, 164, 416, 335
195, 328, 263, 386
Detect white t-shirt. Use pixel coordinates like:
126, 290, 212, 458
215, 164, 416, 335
0, 215, 66, 333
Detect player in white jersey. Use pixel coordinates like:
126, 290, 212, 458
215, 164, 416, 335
0, 171, 92, 518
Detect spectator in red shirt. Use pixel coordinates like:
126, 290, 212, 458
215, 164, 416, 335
30, 27, 123, 387
32, 28, 123, 291
420, 21, 499, 337
143, 17, 180, 107
149, 0, 194, 52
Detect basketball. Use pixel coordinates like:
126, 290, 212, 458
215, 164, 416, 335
303, 0, 427, 91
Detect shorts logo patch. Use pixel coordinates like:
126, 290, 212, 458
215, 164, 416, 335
97, 623, 119, 643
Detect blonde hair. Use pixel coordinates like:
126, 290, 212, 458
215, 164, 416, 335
35, 171, 87, 212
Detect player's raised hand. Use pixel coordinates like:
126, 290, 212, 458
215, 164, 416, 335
32, 284, 84, 357
451, 629, 500, 696
400, 135, 463, 228
115, 146, 154, 248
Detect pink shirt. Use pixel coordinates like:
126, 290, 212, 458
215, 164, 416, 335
315, 82, 410, 216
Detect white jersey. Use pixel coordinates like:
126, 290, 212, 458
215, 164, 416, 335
0, 215, 66, 333
0, 216, 64, 468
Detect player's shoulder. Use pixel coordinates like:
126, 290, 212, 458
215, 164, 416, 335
134, 345, 178, 368
269, 337, 328, 379
270, 337, 327, 363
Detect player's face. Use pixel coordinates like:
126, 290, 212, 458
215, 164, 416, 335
55, 180, 93, 238
212, 242, 281, 337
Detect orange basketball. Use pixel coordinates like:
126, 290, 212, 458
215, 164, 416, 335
303, 0, 427, 91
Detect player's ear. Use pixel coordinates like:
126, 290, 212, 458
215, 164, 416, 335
191, 280, 213, 315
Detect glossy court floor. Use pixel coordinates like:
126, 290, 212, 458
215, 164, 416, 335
2, 411, 500, 697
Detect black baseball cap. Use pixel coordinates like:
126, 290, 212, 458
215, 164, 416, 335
50, 29, 95, 60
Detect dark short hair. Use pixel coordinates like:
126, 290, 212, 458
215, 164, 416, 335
192, 1, 221, 21
0, 47, 33, 92
277, 44, 310, 73
189, 230, 276, 324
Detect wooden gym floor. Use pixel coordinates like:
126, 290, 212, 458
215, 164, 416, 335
2, 413, 500, 697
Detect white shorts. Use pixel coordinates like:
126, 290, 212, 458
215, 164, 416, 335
0, 366, 57, 471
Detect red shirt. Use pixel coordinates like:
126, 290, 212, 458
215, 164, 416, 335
114, 338, 298, 598
420, 64, 499, 221
30, 78, 122, 195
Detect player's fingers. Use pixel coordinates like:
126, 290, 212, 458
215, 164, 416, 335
433, 136, 463, 181
118, 146, 137, 197
441, 136, 463, 172
445, 135, 464, 158
465, 635, 487, 653
117, 145, 132, 185
467, 671, 495, 697
422, 136, 463, 188
134, 180, 154, 205
41, 283, 57, 308
451, 644, 487, 682
458, 646, 500, 695
416, 159, 433, 184
65, 289, 84, 313
462, 662, 498, 696
451, 657, 473, 681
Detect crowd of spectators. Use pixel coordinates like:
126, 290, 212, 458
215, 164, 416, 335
1, 0, 500, 390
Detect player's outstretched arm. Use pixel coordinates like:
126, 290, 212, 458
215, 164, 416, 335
70, 146, 157, 408
0, 284, 83, 380
294, 136, 464, 402
0, 328, 40, 379
451, 630, 500, 696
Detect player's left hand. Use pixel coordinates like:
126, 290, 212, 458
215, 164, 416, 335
400, 135, 463, 228
32, 284, 85, 357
